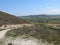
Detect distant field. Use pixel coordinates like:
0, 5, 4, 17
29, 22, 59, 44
48, 20, 60, 23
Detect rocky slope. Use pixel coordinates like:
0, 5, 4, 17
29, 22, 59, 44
0, 11, 29, 25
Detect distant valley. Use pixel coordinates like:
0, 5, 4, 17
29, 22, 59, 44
19, 14, 60, 23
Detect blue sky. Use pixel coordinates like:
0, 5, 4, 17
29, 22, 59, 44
0, 0, 60, 16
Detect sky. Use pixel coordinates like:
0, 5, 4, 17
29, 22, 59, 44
0, 0, 60, 16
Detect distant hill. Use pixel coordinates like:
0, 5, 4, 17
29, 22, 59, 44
19, 14, 60, 23
19, 14, 50, 22
0, 11, 29, 24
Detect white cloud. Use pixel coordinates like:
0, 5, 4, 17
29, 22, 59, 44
17, 7, 60, 16
40, 7, 60, 14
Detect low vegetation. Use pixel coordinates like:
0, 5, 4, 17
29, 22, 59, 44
6, 24, 60, 45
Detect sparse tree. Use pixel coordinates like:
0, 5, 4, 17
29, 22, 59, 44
8, 43, 13, 45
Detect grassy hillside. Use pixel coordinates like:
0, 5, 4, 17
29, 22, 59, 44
0, 11, 29, 25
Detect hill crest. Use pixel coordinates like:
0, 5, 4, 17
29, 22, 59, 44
0, 11, 29, 24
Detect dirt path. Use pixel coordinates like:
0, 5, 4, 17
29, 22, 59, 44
4, 37, 54, 45
0, 29, 11, 39
0, 24, 32, 39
